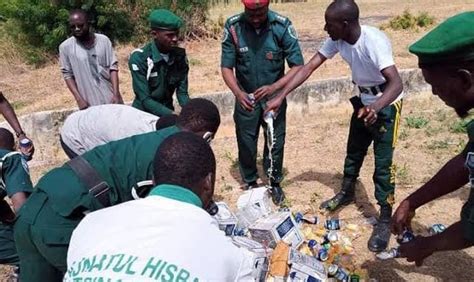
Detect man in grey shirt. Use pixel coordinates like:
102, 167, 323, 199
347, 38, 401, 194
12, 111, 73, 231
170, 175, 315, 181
59, 9, 123, 109
60, 104, 178, 158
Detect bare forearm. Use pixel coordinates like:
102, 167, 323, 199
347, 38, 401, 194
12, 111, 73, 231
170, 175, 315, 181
370, 68, 403, 112
430, 221, 473, 251
11, 192, 28, 213
65, 78, 83, 102
222, 67, 244, 96
408, 154, 468, 209
110, 70, 121, 98
271, 66, 302, 92
0, 92, 24, 135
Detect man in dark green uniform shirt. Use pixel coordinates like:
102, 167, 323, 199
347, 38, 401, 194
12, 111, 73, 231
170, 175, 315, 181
392, 12, 474, 265
14, 98, 220, 281
129, 9, 189, 116
0, 128, 33, 279
221, 0, 303, 205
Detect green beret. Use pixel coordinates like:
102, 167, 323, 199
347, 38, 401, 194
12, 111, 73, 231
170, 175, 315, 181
149, 9, 183, 30
409, 11, 474, 67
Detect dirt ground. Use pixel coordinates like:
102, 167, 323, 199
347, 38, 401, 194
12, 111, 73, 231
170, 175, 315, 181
0, 92, 471, 281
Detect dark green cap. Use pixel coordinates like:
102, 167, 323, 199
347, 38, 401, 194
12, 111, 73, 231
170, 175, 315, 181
149, 9, 183, 30
409, 11, 474, 67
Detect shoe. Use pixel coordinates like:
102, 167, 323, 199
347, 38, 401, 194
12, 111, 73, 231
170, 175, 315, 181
243, 181, 258, 190
270, 184, 285, 206
319, 177, 356, 211
368, 205, 392, 252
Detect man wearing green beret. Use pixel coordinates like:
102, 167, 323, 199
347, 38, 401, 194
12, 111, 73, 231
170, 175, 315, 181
221, 0, 304, 205
129, 9, 189, 116
392, 11, 474, 266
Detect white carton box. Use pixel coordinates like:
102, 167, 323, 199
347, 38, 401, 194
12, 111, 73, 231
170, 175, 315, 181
232, 237, 272, 281
248, 212, 303, 248
213, 202, 238, 236
237, 187, 273, 215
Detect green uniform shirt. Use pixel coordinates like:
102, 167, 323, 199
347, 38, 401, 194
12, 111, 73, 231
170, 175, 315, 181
221, 10, 304, 93
462, 120, 474, 242
129, 42, 189, 116
35, 126, 181, 217
0, 149, 33, 198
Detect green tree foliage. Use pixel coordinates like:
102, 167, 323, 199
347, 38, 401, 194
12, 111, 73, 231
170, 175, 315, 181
0, 0, 215, 65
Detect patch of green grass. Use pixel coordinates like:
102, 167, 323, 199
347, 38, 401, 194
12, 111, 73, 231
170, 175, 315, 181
426, 139, 452, 150
382, 10, 435, 30
393, 163, 410, 184
188, 57, 202, 66
223, 151, 239, 169
405, 116, 429, 129
280, 197, 292, 209
11, 100, 27, 111
449, 119, 469, 134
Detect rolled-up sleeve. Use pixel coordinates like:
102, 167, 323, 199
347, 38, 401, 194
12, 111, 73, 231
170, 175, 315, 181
59, 43, 74, 80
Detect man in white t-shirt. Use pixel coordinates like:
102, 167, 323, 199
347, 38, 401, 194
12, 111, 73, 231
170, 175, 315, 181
65, 132, 254, 281
265, 0, 403, 253
60, 104, 177, 158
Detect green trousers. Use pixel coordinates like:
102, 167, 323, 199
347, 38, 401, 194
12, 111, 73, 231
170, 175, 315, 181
343, 100, 402, 207
234, 98, 287, 184
14, 191, 82, 282
0, 223, 19, 266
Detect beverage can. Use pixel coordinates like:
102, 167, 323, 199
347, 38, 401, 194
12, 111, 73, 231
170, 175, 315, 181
248, 93, 255, 105
397, 230, 414, 244
19, 138, 33, 161
429, 224, 446, 235
325, 219, 341, 230
317, 248, 328, 261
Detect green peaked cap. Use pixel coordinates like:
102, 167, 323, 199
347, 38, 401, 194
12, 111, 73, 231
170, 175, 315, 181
409, 11, 474, 66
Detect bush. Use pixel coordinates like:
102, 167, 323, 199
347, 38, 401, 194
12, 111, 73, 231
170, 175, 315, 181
383, 10, 435, 30
0, 0, 217, 65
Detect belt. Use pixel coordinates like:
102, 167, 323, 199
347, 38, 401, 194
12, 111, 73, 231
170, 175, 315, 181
358, 83, 386, 95
66, 156, 111, 208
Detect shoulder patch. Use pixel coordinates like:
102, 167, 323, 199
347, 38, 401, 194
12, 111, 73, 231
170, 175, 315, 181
131, 48, 143, 55
131, 64, 139, 71
275, 14, 288, 24
221, 28, 229, 43
288, 24, 298, 40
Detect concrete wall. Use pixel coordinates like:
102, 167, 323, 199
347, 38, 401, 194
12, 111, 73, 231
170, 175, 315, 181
0, 69, 429, 163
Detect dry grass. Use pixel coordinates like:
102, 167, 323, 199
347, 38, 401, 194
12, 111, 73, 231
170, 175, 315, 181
1, 0, 474, 116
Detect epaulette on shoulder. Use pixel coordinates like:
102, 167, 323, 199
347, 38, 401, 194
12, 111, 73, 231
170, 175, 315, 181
228, 14, 242, 25
273, 13, 288, 25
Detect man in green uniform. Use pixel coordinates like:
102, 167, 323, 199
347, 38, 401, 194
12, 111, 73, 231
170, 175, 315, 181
392, 12, 474, 266
129, 9, 189, 116
0, 128, 33, 279
14, 98, 220, 281
221, 0, 303, 205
